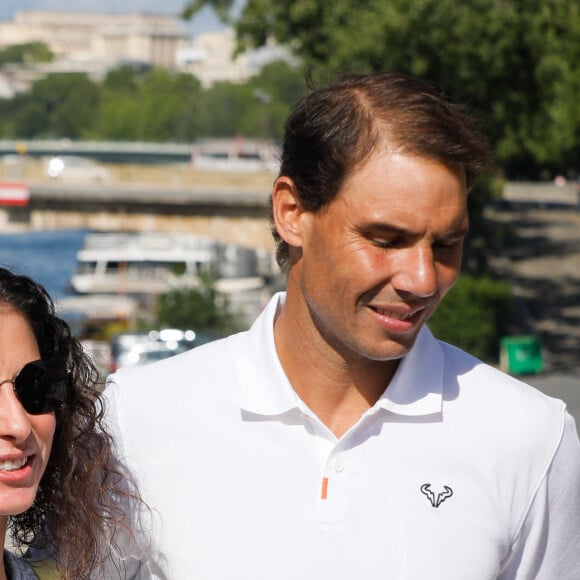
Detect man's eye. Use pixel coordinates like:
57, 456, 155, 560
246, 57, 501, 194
433, 239, 462, 251
371, 238, 396, 248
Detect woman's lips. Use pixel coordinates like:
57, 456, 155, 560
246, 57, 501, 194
0, 454, 34, 483
0, 456, 29, 472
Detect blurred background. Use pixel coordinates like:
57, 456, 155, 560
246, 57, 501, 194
0, 0, 579, 419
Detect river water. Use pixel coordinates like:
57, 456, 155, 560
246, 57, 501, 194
0, 229, 88, 300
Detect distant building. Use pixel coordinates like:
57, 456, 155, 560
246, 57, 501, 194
0, 11, 188, 72
0, 11, 295, 90
176, 29, 250, 86
176, 28, 294, 88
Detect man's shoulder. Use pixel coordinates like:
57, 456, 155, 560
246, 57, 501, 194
102, 331, 253, 450
441, 338, 561, 404
437, 338, 567, 444
107, 330, 248, 395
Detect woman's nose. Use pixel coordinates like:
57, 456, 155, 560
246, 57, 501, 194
0, 384, 33, 442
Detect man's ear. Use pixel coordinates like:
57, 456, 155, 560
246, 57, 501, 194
271, 176, 306, 248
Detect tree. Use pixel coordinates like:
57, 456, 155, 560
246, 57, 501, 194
183, 0, 580, 179
427, 274, 515, 363
102, 64, 142, 94
97, 66, 207, 141
21, 73, 100, 138
249, 61, 306, 109
201, 80, 268, 137
3, 96, 44, 137
198, 61, 306, 139
98, 96, 142, 141
0, 63, 303, 141
138, 68, 205, 141
247, 61, 308, 139
155, 273, 243, 336
0, 42, 53, 66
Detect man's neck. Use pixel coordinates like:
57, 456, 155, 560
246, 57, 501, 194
274, 301, 399, 438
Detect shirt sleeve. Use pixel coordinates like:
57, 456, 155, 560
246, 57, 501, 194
498, 410, 580, 579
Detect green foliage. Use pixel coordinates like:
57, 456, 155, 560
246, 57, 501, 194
98, 96, 142, 141
8, 73, 100, 138
0, 42, 53, 65
247, 61, 308, 139
155, 274, 243, 336
184, 0, 580, 178
196, 61, 306, 139
200, 81, 258, 137
427, 275, 515, 363
98, 66, 206, 141
0, 60, 305, 142
462, 176, 504, 277
250, 61, 306, 108
102, 65, 141, 94
139, 69, 204, 141
182, 0, 234, 22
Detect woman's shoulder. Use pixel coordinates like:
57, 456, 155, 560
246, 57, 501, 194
4, 550, 61, 580
3, 550, 39, 579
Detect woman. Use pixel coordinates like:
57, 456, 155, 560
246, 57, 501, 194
0, 267, 147, 579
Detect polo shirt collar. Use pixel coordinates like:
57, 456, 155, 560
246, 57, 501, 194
374, 325, 444, 416
236, 293, 444, 417
236, 292, 300, 416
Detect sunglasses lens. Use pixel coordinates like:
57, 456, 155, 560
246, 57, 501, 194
15, 360, 70, 415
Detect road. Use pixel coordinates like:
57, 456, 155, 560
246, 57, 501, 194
488, 203, 580, 423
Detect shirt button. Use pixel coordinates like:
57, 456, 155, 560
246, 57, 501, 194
334, 459, 344, 472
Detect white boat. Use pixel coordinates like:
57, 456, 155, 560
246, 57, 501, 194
72, 232, 214, 295
70, 231, 277, 323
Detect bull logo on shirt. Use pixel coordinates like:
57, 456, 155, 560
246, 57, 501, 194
420, 483, 453, 508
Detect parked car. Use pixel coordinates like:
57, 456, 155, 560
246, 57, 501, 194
114, 341, 192, 368
45, 155, 113, 184
110, 328, 217, 370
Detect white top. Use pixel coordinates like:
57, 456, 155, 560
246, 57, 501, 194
104, 292, 580, 579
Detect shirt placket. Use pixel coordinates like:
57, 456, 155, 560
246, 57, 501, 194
318, 445, 352, 526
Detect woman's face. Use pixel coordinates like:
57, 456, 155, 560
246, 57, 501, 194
0, 305, 56, 517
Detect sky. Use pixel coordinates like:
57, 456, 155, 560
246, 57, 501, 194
0, 0, 226, 38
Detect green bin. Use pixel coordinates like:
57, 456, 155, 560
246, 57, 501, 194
499, 335, 544, 375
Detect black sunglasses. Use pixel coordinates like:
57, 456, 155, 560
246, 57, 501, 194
0, 359, 72, 415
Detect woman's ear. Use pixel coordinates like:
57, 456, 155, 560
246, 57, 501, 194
271, 176, 306, 248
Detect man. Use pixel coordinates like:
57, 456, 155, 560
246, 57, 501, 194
105, 73, 580, 579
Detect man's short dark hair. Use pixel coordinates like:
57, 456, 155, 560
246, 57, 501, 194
271, 72, 493, 273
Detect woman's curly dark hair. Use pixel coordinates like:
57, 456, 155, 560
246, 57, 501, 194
0, 267, 145, 579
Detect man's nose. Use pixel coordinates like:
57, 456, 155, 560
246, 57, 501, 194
0, 384, 33, 442
391, 245, 438, 298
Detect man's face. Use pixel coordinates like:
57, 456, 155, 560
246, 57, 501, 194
294, 151, 468, 364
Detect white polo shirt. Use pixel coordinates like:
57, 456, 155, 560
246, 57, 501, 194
105, 292, 580, 579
